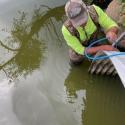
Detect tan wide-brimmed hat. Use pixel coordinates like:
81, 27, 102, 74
65, 0, 88, 27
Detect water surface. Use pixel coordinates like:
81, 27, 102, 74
0, 0, 125, 125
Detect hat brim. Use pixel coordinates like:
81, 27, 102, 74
70, 11, 88, 28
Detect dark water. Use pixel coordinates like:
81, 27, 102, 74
0, 0, 125, 125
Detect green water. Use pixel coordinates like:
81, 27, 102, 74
0, 0, 125, 125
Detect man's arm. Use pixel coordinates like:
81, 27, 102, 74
93, 5, 118, 31
93, 5, 119, 43
85, 45, 118, 55
62, 25, 85, 55
62, 25, 117, 56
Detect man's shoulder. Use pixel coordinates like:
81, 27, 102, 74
62, 19, 75, 35
87, 4, 99, 23
91, 4, 102, 10
62, 24, 66, 33
91, 4, 105, 14
62, 23, 71, 36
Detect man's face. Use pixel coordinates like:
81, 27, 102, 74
79, 20, 87, 27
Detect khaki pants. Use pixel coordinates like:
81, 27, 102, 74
69, 48, 84, 65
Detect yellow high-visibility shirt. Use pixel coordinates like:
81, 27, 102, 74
62, 5, 118, 55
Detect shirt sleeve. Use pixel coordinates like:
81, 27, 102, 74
93, 5, 118, 32
62, 25, 85, 55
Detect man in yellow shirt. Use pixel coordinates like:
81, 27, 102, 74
62, 0, 118, 65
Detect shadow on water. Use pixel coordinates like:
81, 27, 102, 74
0, 4, 65, 80
65, 60, 125, 125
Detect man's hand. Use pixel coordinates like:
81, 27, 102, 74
106, 31, 117, 43
99, 45, 118, 51
105, 26, 118, 43
85, 45, 118, 55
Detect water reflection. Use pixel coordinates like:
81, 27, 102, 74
0, 5, 64, 80
11, 5, 78, 125
65, 61, 125, 125
0, 3, 75, 125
